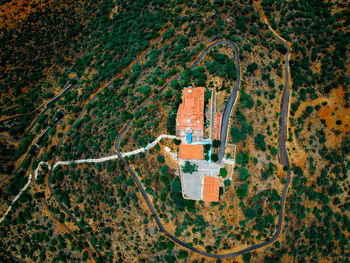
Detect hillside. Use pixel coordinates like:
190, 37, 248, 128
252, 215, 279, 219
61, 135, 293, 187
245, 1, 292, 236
0, 0, 349, 262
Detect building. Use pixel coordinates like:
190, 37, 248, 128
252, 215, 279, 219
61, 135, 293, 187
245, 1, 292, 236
176, 86, 205, 143
175, 86, 221, 203
202, 176, 220, 202
179, 144, 203, 160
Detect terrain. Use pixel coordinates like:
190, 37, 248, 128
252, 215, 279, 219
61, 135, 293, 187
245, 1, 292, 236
0, 0, 349, 262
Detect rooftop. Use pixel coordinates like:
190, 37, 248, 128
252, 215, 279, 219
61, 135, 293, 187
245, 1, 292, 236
179, 144, 203, 160
202, 176, 220, 202
176, 87, 205, 131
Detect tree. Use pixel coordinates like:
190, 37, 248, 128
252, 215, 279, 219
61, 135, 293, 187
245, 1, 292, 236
178, 250, 188, 259
212, 139, 221, 148
171, 192, 185, 211
171, 179, 182, 192
211, 153, 219, 162
173, 139, 181, 145
157, 154, 165, 163
236, 152, 249, 165
138, 85, 151, 98
224, 179, 231, 186
126, 177, 134, 186
121, 110, 133, 122
276, 43, 288, 54
247, 62, 258, 73
230, 126, 246, 143
270, 146, 278, 156
160, 165, 169, 175
240, 91, 254, 109
181, 161, 198, 174
244, 207, 256, 219
242, 252, 251, 262
220, 168, 228, 178
236, 184, 248, 199
239, 167, 250, 181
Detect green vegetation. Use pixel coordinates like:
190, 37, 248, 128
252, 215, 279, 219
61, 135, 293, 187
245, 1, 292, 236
211, 153, 219, 162
247, 62, 258, 73
254, 133, 266, 151
206, 49, 237, 80
220, 168, 228, 178
236, 184, 248, 199
212, 139, 221, 148
1, 0, 348, 261
230, 110, 253, 143
181, 161, 198, 174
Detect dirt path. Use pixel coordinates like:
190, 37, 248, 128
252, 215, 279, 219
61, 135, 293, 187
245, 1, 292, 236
0, 174, 32, 224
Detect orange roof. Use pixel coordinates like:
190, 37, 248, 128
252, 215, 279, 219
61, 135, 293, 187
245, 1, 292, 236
179, 144, 203, 159
176, 87, 205, 131
203, 176, 220, 202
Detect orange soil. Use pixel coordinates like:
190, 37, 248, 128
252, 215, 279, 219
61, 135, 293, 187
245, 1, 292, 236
318, 88, 349, 132
289, 86, 349, 167
109, 4, 120, 19
0, 0, 55, 29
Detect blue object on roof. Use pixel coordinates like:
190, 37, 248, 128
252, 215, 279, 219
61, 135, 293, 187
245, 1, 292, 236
187, 132, 192, 143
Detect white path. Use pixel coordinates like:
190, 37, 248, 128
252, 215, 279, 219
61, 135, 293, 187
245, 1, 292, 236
34, 135, 178, 172
55, 134, 178, 167
0, 174, 33, 224
1, 134, 178, 223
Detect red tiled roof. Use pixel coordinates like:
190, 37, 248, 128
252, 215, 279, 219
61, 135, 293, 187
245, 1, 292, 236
203, 176, 219, 202
176, 87, 205, 131
179, 144, 203, 160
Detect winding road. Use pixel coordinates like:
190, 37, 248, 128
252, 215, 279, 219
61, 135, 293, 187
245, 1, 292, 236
1, 3, 190, 262
217, 41, 240, 162
114, 8, 292, 260
1, 1, 293, 261
0, 248, 27, 263
0, 78, 79, 143
0, 111, 66, 185
43, 4, 191, 262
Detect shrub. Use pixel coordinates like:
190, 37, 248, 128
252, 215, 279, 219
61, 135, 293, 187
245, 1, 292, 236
236, 183, 248, 199
254, 133, 266, 151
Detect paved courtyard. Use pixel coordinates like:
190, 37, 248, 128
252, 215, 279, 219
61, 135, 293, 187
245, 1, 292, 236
179, 160, 220, 200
